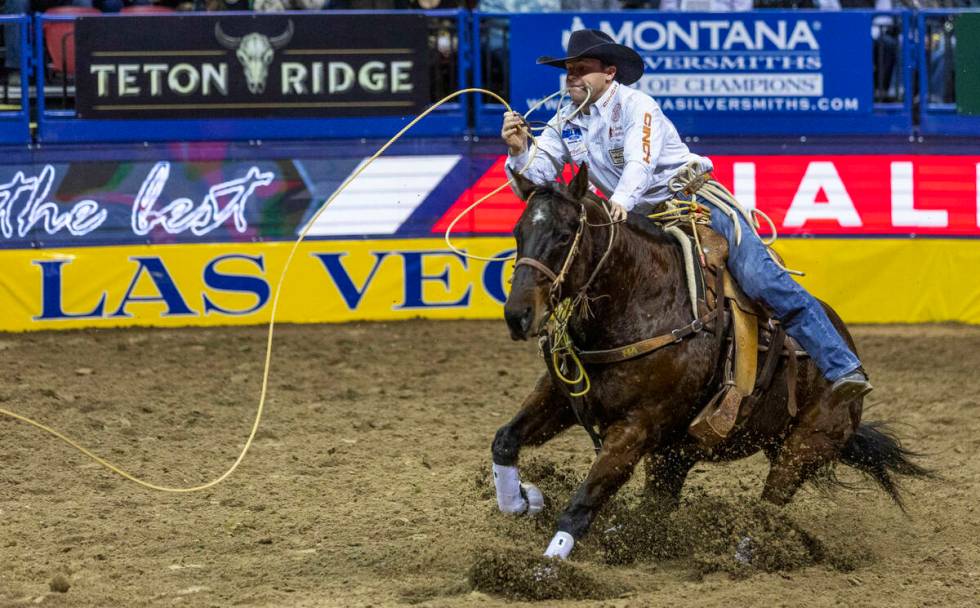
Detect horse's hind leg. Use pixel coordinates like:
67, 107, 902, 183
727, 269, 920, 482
761, 396, 854, 505
491, 372, 575, 514
643, 447, 697, 510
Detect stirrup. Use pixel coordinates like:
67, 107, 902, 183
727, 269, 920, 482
688, 385, 746, 446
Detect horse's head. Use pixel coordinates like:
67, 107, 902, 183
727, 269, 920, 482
504, 164, 593, 341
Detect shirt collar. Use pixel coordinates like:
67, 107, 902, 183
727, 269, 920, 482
558, 82, 619, 128
592, 82, 620, 120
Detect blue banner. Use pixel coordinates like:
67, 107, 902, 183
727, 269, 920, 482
509, 12, 873, 122
0, 160, 311, 248
0, 145, 499, 249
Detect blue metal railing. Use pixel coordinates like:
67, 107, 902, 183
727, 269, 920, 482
0, 15, 31, 145
917, 9, 980, 136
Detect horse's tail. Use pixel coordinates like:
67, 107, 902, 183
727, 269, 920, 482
838, 421, 935, 511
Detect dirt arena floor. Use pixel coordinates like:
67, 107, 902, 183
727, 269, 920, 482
0, 321, 978, 607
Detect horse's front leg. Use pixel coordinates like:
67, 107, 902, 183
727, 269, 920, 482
545, 417, 650, 559
492, 372, 575, 515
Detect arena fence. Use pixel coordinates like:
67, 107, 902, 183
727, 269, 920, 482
0, 140, 978, 331
1, 10, 978, 331
0, 15, 30, 144
0, 9, 975, 143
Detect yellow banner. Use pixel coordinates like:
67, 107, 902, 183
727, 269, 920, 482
0, 237, 977, 332
0, 239, 515, 332
774, 238, 980, 325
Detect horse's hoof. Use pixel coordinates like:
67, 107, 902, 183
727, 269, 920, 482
520, 482, 544, 515
544, 531, 575, 559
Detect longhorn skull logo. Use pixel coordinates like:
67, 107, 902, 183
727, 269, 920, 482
215, 20, 294, 94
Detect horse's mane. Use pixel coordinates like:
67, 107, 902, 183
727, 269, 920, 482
539, 182, 674, 248
623, 212, 675, 246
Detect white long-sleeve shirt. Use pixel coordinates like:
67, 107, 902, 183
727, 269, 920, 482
506, 82, 712, 210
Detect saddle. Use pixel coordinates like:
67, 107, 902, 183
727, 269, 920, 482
681, 225, 808, 446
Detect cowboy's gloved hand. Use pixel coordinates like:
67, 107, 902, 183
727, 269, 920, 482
607, 201, 628, 222
501, 111, 528, 156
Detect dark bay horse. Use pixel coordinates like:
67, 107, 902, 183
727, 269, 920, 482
492, 164, 930, 560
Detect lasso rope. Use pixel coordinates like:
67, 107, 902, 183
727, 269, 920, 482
442, 86, 592, 263
549, 298, 590, 397
0, 85, 787, 486
543, 200, 619, 398
0, 87, 528, 493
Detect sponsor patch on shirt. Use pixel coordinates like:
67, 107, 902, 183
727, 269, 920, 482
609, 147, 625, 166
561, 126, 584, 143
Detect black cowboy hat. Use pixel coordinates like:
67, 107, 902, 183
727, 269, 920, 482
536, 29, 644, 86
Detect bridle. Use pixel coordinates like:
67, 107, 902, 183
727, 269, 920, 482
511, 189, 621, 449
512, 190, 620, 315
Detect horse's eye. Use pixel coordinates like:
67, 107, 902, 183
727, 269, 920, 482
557, 233, 572, 246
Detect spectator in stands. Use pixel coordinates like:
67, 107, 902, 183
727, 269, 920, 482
926, 15, 954, 104
3, 0, 95, 83
252, 0, 328, 10
659, 0, 750, 9
836, 1, 903, 102
478, 0, 621, 8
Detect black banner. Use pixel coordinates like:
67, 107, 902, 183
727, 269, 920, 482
75, 14, 430, 119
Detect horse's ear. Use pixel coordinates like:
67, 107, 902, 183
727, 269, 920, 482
509, 170, 537, 202
569, 162, 590, 201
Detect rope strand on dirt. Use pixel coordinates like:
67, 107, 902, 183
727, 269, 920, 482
0, 87, 527, 493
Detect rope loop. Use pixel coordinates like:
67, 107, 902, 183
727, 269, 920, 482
0, 87, 529, 493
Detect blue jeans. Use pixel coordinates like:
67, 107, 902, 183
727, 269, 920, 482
707, 203, 861, 382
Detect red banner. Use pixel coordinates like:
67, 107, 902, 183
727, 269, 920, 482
435, 155, 980, 237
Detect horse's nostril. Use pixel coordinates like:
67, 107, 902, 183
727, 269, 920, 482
521, 307, 532, 332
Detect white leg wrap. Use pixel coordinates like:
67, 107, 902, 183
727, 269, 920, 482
492, 463, 527, 514
520, 482, 544, 514
544, 531, 575, 560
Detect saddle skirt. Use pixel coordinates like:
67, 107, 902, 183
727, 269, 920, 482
679, 224, 809, 446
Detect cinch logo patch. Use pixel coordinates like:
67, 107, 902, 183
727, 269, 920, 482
641, 113, 652, 163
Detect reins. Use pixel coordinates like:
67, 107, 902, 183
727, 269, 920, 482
513, 193, 620, 412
